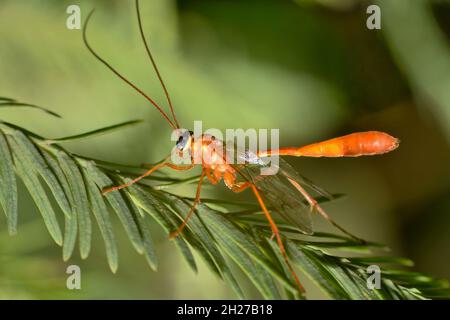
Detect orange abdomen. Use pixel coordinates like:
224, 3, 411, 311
294, 131, 399, 157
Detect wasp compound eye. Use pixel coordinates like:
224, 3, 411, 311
175, 130, 192, 150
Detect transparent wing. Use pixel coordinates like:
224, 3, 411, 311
228, 145, 333, 235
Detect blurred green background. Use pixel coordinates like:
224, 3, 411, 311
0, 0, 450, 299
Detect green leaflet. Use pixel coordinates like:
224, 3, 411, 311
0, 97, 15, 102
83, 171, 119, 273
56, 151, 92, 259
417, 288, 450, 299
0, 131, 18, 235
310, 251, 372, 300
127, 184, 197, 273
197, 203, 297, 296
135, 209, 158, 272
0, 101, 61, 118
85, 163, 144, 254
215, 228, 280, 299
309, 250, 381, 300
8, 137, 62, 245
263, 239, 304, 300
46, 119, 143, 144
347, 256, 414, 267
41, 151, 76, 260
160, 193, 244, 299
287, 242, 350, 299
63, 212, 78, 261
9, 130, 71, 218
121, 189, 157, 271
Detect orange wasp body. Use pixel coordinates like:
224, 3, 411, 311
84, 0, 399, 295
259, 131, 399, 158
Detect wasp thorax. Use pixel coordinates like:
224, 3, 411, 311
191, 134, 226, 167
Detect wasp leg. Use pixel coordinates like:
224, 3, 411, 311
286, 177, 366, 243
169, 169, 206, 239
102, 162, 194, 194
230, 181, 252, 193
250, 183, 305, 294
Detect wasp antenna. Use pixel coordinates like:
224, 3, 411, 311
82, 9, 176, 129
135, 0, 180, 128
